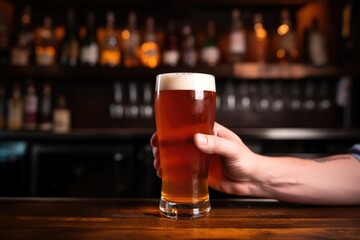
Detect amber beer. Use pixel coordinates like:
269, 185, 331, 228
155, 73, 216, 219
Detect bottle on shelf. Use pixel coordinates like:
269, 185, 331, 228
10, 5, 34, 66
0, 0, 12, 65
23, 80, 38, 130
125, 82, 139, 119
140, 82, 153, 119
0, 85, 5, 129
80, 12, 99, 67
121, 11, 140, 68
139, 16, 160, 68
7, 84, 23, 131
35, 16, 56, 66
162, 21, 180, 67
181, 22, 197, 67
250, 13, 268, 64
53, 95, 71, 133
276, 9, 298, 63
200, 20, 220, 66
39, 83, 52, 131
339, 1, 355, 65
59, 8, 79, 67
100, 11, 121, 67
228, 9, 247, 63
110, 81, 124, 119
308, 18, 328, 66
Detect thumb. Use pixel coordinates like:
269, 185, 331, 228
194, 133, 240, 159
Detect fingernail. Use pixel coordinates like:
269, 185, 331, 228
197, 134, 208, 145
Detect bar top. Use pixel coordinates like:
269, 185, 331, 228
0, 198, 359, 239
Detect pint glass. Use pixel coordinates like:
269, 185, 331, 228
154, 72, 216, 219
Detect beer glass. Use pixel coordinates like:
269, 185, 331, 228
154, 72, 216, 219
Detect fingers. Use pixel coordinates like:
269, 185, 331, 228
150, 132, 162, 178
150, 132, 158, 147
194, 133, 241, 160
214, 122, 242, 144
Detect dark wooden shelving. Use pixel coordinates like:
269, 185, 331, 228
1, 127, 359, 141
2, 63, 357, 81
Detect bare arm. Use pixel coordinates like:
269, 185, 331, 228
250, 154, 360, 205
192, 123, 360, 205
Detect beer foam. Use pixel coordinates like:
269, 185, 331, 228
156, 73, 216, 92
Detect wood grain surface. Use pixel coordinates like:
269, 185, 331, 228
0, 198, 359, 239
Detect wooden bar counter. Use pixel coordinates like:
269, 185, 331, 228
0, 198, 359, 239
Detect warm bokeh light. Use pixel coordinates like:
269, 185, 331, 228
140, 42, 160, 68
277, 24, 289, 35
276, 49, 285, 59
122, 30, 130, 40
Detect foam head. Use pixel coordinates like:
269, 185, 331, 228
156, 73, 216, 92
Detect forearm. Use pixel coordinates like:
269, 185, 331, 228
249, 154, 360, 205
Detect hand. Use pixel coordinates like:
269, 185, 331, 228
150, 122, 261, 196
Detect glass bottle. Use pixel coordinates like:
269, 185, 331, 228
100, 11, 121, 67
201, 20, 220, 66
121, 11, 140, 68
308, 18, 328, 66
182, 22, 197, 67
7, 84, 23, 131
276, 9, 297, 63
162, 21, 179, 67
339, 1, 354, 65
11, 5, 34, 66
53, 95, 71, 133
60, 8, 79, 67
24, 81, 38, 130
39, 83, 53, 131
251, 13, 268, 64
139, 16, 160, 68
228, 9, 246, 63
35, 16, 56, 66
80, 12, 99, 67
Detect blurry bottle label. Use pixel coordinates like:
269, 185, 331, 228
201, 46, 220, 66
309, 33, 328, 66
11, 47, 29, 66
229, 31, 246, 54
163, 50, 179, 67
54, 110, 70, 133
81, 43, 99, 66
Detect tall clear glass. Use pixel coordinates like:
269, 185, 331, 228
154, 72, 216, 219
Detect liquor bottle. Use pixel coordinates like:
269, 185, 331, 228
53, 95, 71, 133
59, 8, 79, 67
23, 81, 38, 130
182, 23, 197, 67
201, 20, 220, 66
80, 12, 99, 67
339, 1, 355, 65
162, 21, 180, 67
250, 13, 268, 64
124, 82, 139, 119
35, 16, 56, 66
10, 5, 34, 66
308, 18, 328, 66
7, 84, 23, 131
0, 85, 5, 129
0, 0, 13, 65
109, 81, 124, 119
140, 82, 153, 119
39, 83, 52, 131
276, 9, 297, 63
100, 11, 120, 67
139, 16, 160, 68
228, 9, 246, 63
121, 11, 140, 68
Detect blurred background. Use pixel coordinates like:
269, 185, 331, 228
0, 0, 359, 199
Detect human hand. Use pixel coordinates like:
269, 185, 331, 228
150, 122, 261, 196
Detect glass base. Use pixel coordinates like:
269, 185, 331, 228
159, 197, 211, 219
